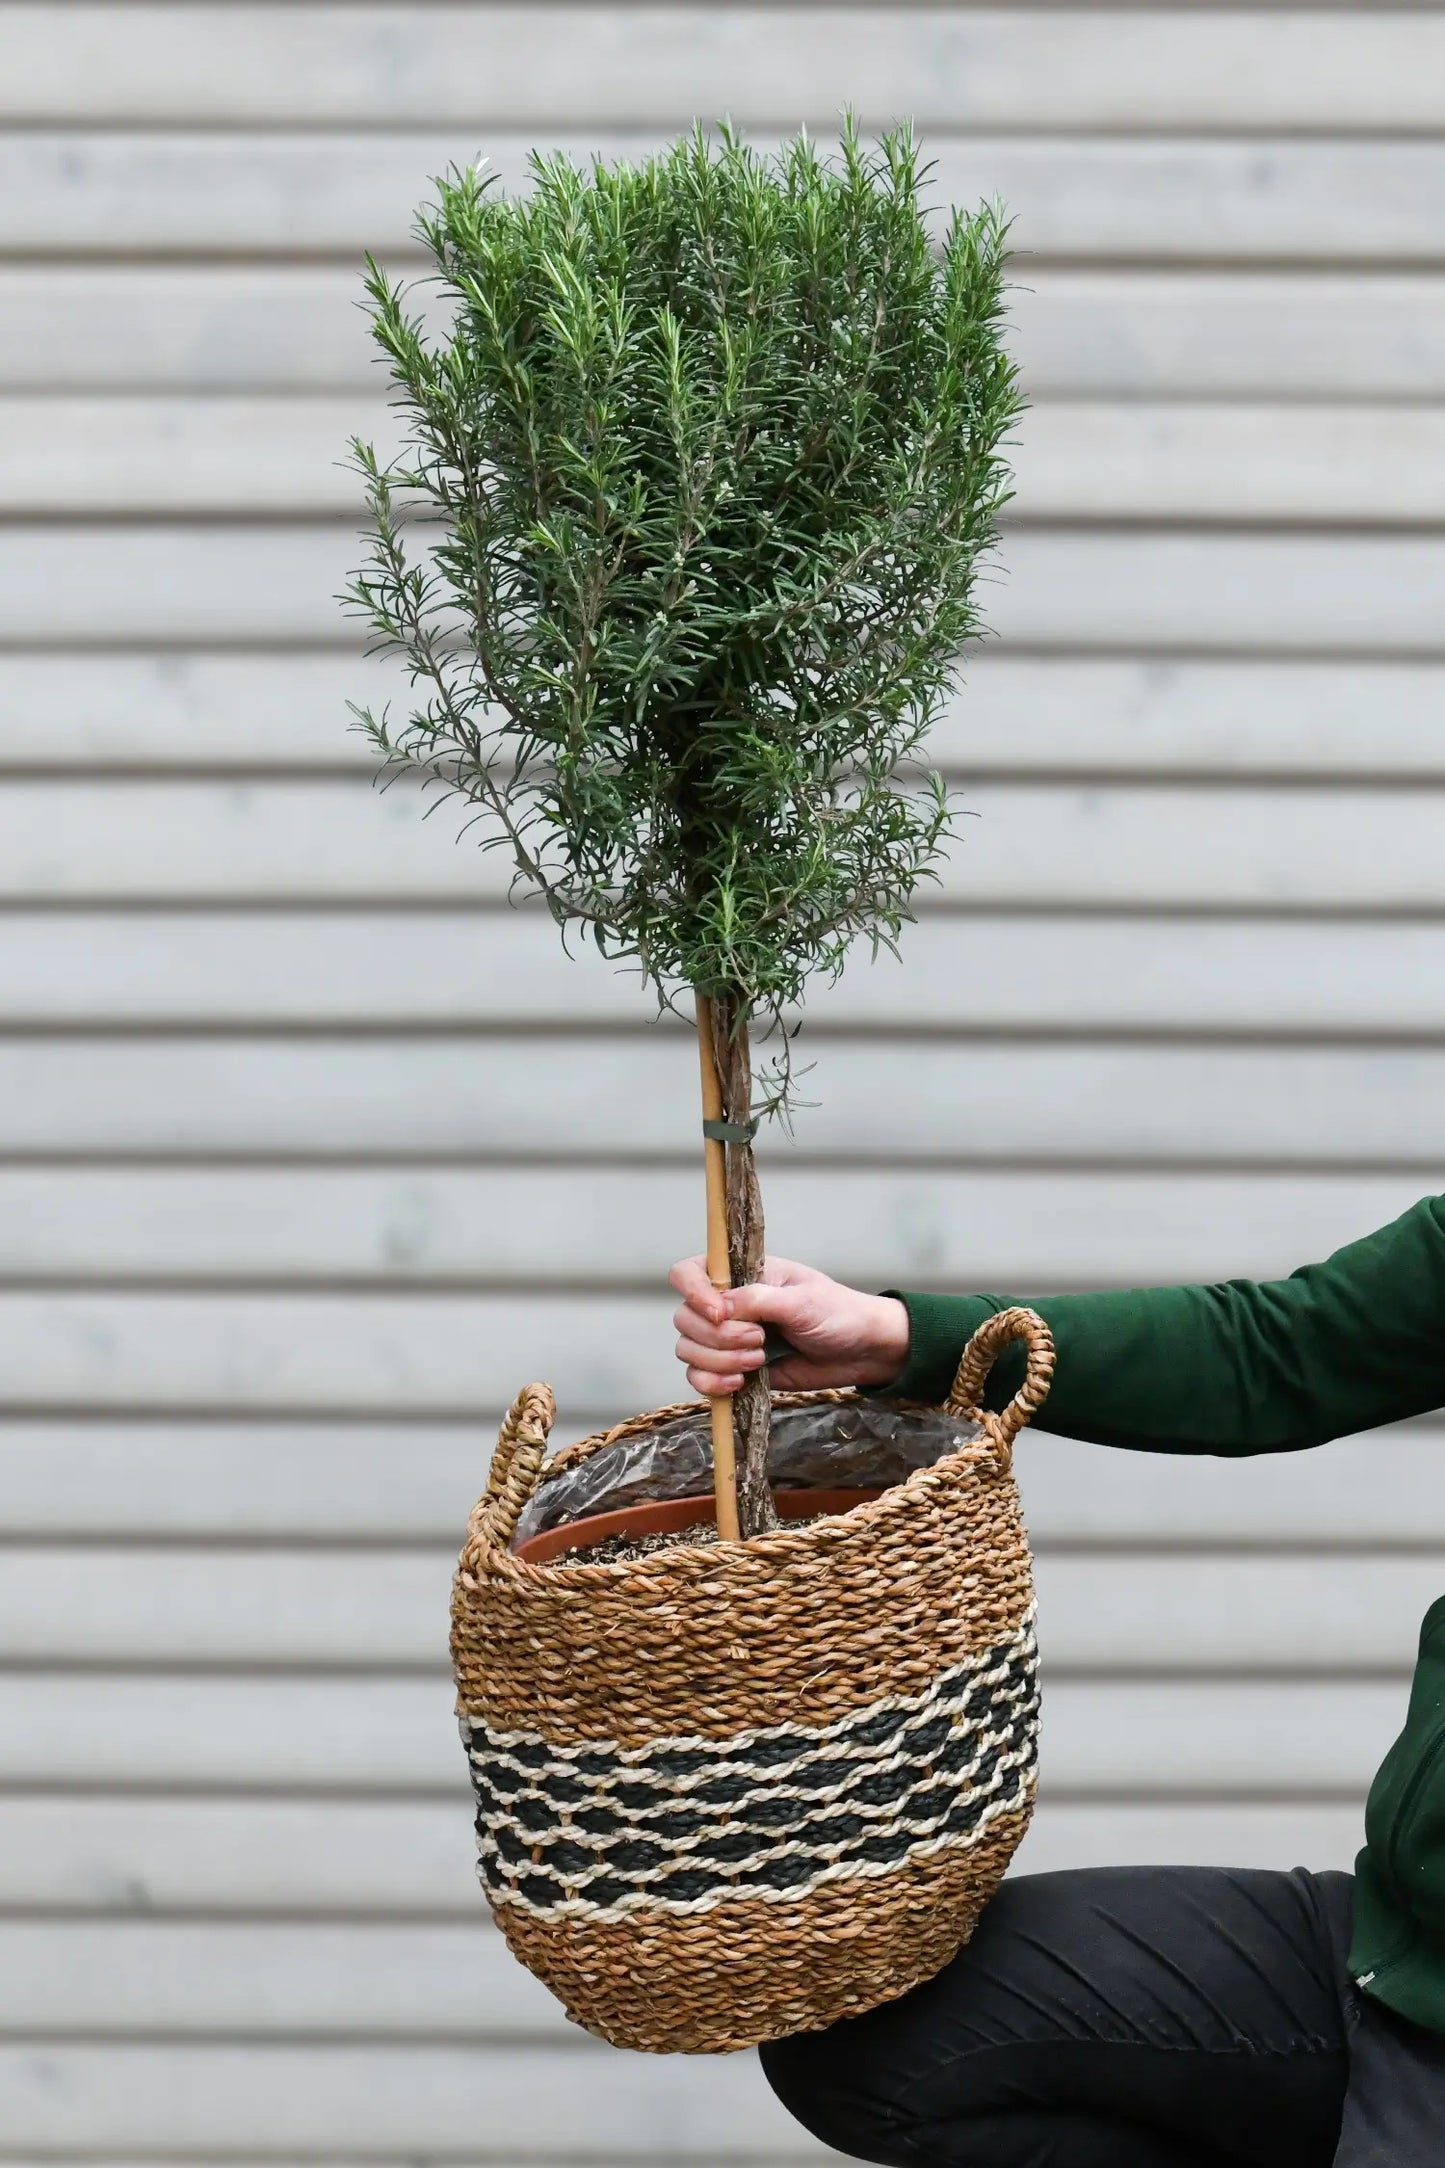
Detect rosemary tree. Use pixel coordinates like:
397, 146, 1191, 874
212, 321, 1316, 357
348, 120, 1019, 1537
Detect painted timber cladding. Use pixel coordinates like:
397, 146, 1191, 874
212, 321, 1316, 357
1, 3, 1443, 2157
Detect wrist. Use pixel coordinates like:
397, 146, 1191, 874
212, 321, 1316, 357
856, 1294, 910, 1386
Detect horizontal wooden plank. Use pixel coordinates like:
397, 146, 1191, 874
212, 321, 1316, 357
0, 268, 376, 394
1034, 1554, 1445, 1670
13, 270, 1445, 401
11, 655, 1445, 779
0, 1421, 1438, 1548
1013, 272, 1445, 400
1015, 1800, 1363, 1876
0, 1920, 564, 2039
0, 1167, 1425, 1289
2, 911, 1443, 1034
1018, 401, 1445, 524
0, 1672, 469, 1792
0, 1547, 459, 1669
1021, 1426, 1445, 1544
8, 527, 1445, 652
0, 1794, 1368, 1918
0, 1423, 503, 1542
0, 2040, 826, 2158
0, 777, 471, 900
0, 525, 359, 644
9, 396, 1445, 524
0, 1545, 1435, 1672
1, 776, 1442, 910
4, 1037, 1444, 1166
974, 774, 1445, 907
995, 533, 1445, 654
0, 1292, 691, 1416
925, 657, 1445, 776
0, 1671, 1404, 1793
11, 134, 1445, 266
0, 654, 382, 771
0, 1794, 482, 1915
1041, 1680, 1406, 1792
11, 8, 1445, 129
0, 397, 386, 517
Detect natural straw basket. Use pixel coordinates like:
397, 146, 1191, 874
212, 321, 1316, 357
451, 1306, 1055, 2054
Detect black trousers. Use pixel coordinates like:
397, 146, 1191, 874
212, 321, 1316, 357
760, 1865, 1445, 2167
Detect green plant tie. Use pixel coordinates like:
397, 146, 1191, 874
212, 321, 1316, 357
702, 1118, 760, 1145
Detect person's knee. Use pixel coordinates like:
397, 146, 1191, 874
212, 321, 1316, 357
759, 2025, 915, 2166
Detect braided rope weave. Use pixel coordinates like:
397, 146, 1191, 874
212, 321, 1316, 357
451, 1307, 1055, 2053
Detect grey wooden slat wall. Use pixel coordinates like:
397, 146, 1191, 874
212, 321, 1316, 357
2, 2, 1443, 2157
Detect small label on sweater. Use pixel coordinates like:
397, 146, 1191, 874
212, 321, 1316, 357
1356, 1971, 1377, 1988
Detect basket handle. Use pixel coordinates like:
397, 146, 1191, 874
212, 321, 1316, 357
463, 1383, 556, 1562
945, 1307, 1056, 1475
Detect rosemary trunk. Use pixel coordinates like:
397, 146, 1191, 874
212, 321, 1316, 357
710, 994, 778, 1537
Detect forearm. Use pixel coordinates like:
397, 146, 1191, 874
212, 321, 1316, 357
885, 1195, 1445, 1457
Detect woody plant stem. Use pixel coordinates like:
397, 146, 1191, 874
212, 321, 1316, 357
695, 993, 779, 1540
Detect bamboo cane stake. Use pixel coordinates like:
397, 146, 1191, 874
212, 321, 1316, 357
695, 993, 742, 1543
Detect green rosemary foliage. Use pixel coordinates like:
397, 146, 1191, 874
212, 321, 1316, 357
348, 120, 1019, 1106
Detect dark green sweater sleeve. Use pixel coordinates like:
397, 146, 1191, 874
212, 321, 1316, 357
885, 1194, 1445, 1456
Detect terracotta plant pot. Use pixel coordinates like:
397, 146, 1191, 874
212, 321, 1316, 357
513, 1486, 884, 1565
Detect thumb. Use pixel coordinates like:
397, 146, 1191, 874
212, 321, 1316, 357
725, 1281, 814, 1332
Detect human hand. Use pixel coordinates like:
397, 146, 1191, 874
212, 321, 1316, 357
669, 1254, 910, 1396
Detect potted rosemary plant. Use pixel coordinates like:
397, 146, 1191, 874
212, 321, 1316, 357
350, 121, 1054, 2055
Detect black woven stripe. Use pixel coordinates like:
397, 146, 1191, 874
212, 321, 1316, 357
466, 1631, 1037, 1915
481, 1739, 1032, 1897
467, 1625, 1036, 1801
481, 1677, 1029, 1848
481, 1677, 1008, 1805
482, 1760, 1033, 1911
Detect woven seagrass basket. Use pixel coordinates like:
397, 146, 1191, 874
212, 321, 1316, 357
450, 1305, 1054, 2054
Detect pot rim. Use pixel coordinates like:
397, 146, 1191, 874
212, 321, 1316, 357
512, 1485, 885, 1566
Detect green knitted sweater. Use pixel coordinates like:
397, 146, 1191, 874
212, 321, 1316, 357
885, 1194, 1445, 2033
